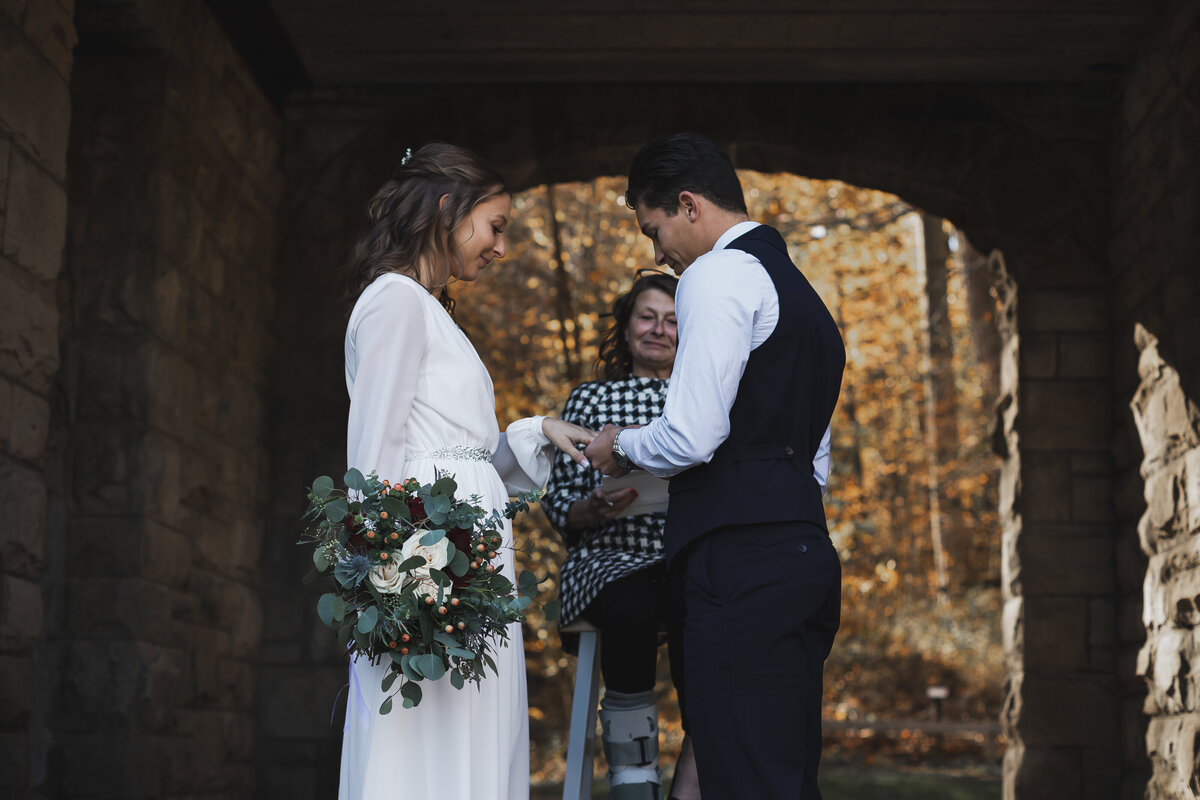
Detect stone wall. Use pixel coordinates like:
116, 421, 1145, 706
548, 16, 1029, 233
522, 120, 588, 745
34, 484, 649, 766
1113, 2, 1200, 798
0, 0, 76, 796
30, 1, 282, 797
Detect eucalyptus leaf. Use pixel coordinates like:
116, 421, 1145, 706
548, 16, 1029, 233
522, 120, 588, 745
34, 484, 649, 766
400, 681, 423, 708
428, 568, 452, 588
344, 468, 366, 492
381, 670, 399, 692
418, 654, 446, 681
431, 476, 457, 497
450, 670, 465, 690
433, 631, 459, 647
336, 623, 353, 648
449, 549, 469, 577
420, 529, 446, 547
333, 596, 347, 622
514, 595, 532, 611
302, 566, 320, 585
313, 549, 330, 572
357, 605, 379, 634
518, 569, 538, 597
381, 496, 409, 520
542, 599, 562, 624
316, 593, 336, 627
400, 654, 423, 682
448, 647, 475, 659
312, 475, 334, 499
379, 696, 393, 714
396, 555, 427, 572
324, 498, 349, 523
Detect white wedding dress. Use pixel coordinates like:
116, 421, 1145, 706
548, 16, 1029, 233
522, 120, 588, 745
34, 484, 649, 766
340, 272, 553, 800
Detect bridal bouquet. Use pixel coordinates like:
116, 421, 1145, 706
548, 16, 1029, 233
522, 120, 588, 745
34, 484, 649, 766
300, 468, 551, 713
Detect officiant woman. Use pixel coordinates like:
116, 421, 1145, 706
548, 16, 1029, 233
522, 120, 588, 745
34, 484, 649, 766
545, 271, 699, 800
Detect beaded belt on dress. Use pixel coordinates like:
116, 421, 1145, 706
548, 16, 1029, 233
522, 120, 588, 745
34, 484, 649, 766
407, 446, 492, 462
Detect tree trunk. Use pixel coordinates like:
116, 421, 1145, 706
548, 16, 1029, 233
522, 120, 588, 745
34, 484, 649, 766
917, 213, 956, 595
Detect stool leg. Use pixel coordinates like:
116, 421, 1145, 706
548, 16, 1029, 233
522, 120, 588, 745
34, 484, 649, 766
563, 631, 602, 800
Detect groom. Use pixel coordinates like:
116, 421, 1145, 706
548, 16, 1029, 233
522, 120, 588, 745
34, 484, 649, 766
585, 133, 846, 799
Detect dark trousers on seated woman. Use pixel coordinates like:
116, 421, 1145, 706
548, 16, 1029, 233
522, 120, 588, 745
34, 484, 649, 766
581, 562, 669, 692
667, 521, 841, 800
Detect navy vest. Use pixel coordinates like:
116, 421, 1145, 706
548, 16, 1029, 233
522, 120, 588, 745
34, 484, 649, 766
664, 225, 846, 561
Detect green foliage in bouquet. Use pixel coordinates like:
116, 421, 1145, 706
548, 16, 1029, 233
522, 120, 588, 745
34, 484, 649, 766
300, 467, 551, 713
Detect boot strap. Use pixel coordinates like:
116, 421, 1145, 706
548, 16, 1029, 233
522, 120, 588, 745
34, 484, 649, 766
603, 736, 659, 767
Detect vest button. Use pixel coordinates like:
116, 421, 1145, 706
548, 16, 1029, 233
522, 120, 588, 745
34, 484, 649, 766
784, 446, 795, 456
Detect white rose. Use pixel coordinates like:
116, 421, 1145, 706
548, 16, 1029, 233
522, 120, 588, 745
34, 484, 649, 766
369, 559, 405, 594
409, 577, 442, 601
399, 535, 453, 597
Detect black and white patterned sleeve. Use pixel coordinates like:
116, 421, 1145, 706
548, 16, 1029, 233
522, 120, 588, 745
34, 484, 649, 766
543, 383, 602, 542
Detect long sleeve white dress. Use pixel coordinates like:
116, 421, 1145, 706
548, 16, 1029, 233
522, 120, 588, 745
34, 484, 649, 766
339, 272, 554, 800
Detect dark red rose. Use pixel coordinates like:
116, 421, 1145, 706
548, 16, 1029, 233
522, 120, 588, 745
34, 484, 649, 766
407, 496, 426, 523
445, 527, 475, 589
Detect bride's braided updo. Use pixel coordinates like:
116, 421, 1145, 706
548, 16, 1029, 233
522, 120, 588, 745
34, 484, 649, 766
345, 143, 508, 309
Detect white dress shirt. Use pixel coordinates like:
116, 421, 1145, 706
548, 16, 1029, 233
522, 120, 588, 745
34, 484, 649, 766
620, 220, 832, 490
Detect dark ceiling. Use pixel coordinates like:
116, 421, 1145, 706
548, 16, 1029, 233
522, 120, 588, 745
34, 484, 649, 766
265, 0, 1165, 85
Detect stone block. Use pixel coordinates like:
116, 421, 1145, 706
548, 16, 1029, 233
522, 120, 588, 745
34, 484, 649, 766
1021, 290, 1108, 333
1139, 465, 1188, 553
1020, 453, 1072, 522
0, 732, 29, 800
0, 457, 47, 577
0, 19, 70, 178
1010, 743, 1081, 799
1019, 380, 1111, 451
0, 133, 9, 225
1058, 334, 1111, 379
1072, 475, 1115, 522
1145, 714, 1200, 798
0, 652, 32, 726
70, 424, 144, 516
65, 576, 199, 647
1012, 673, 1118, 747
1019, 333, 1057, 378
0, 257, 59, 393
1091, 597, 1117, 649
20, 0, 75, 80
9, 146, 71, 277
0, 572, 41, 643
2, 379, 49, 464
1007, 523, 1115, 597
1138, 626, 1200, 715
256, 664, 348, 739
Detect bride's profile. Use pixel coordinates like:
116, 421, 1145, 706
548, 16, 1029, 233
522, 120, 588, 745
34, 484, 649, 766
338, 143, 593, 799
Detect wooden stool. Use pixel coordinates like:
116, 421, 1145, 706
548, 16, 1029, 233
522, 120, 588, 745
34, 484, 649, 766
561, 618, 602, 800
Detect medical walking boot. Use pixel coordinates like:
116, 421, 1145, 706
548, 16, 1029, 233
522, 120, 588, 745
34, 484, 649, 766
599, 689, 662, 800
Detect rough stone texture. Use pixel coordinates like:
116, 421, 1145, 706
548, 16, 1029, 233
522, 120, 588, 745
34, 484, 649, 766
1113, 3, 1200, 797
28, 1, 281, 798
0, 1, 73, 797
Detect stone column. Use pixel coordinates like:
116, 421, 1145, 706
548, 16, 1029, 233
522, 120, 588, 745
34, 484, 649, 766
0, 1, 76, 796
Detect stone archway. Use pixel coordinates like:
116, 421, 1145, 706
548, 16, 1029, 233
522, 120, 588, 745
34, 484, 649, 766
269, 82, 1118, 798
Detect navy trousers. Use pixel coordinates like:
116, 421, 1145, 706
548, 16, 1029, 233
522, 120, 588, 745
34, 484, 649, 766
667, 521, 841, 799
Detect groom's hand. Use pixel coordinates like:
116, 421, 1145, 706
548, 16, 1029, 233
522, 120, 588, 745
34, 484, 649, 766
584, 424, 629, 477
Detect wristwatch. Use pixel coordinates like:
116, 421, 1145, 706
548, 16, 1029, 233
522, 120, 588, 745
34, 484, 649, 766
612, 429, 634, 471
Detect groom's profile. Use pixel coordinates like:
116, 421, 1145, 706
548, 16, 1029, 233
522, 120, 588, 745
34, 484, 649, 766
586, 133, 846, 799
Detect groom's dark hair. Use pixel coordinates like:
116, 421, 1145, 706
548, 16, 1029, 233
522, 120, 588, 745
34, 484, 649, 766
626, 133, 748, 216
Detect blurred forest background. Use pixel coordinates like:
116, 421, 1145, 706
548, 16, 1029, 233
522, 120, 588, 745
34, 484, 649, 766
451, 172, 1006, 786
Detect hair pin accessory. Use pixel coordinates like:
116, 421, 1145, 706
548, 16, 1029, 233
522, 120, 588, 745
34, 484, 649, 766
401, 147, 413, 166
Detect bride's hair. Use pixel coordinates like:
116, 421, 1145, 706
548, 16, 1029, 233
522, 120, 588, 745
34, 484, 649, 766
596, 272, 679, 380
345, 143, 508, 309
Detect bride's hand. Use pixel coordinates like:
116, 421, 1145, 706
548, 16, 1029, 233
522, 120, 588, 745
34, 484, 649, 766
542, 418, 596, 467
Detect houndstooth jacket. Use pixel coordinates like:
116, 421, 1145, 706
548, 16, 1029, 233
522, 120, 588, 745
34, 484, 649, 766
544, 376, 669, 626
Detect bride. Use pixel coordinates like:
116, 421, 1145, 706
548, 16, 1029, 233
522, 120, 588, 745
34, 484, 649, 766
339, 143, 594, 799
